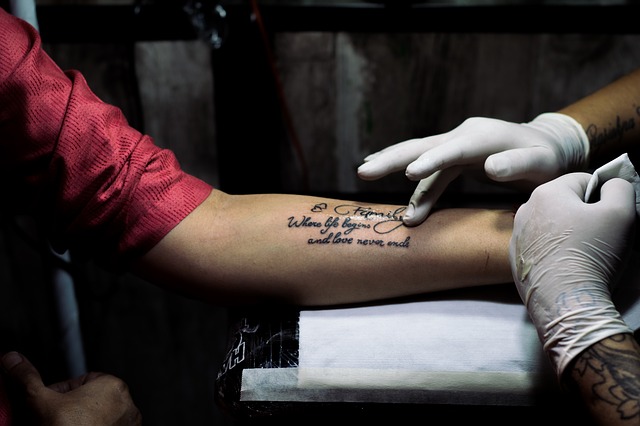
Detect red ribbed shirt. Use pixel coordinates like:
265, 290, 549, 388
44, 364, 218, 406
0, 7, 213, 263
0, 8, 213, 423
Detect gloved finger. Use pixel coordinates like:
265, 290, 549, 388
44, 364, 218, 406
597, 178, 636, 220
537, 173, 634, 229
484, 147, 559, 183
362, 133, 448, 163
358, 137, 439, 180
404, 134, 492, 181
404, 167, 462, 226
534, 172, 592, 201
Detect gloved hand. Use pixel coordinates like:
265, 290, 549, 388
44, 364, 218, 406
358, 113, 590, 226
509, 172, 636, 380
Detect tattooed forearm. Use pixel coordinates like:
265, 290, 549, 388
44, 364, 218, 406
586, 105, 640, 156
585, 112, 635, 155
568, 333, 640, 424
287, 202, 410, 248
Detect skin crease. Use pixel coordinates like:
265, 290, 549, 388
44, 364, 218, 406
133, 190, 515, 307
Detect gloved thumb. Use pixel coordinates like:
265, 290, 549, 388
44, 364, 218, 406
485, 147, 558, 183
597, 178, 636, 220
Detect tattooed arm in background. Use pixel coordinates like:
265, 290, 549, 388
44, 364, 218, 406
133, 190, 514, 307
559, 68, 640, 165
358, 68, 640, 226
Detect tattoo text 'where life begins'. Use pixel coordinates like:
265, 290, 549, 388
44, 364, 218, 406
287, 203, 410, 249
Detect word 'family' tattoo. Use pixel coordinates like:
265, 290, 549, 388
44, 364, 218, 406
287, 203, 410, 249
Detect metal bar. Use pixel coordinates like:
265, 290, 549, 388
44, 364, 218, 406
10, 0, 88, 379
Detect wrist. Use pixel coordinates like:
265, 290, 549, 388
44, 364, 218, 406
539, 303, 631, 380
529, 112, 590, 171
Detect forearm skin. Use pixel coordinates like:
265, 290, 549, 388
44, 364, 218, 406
566, 333, 640, 426
134, 190, 514, 307
560, 68, 640, 166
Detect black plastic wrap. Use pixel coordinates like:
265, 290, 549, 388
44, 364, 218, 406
215, 307, 300, 421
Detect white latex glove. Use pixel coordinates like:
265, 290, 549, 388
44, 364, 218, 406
509, 172, 636, 380
358, 113, 590, 226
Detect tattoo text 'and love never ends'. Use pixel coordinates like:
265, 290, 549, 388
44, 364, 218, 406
287, 203, 410, 249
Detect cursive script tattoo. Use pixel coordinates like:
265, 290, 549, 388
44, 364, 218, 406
287, 203, 409, 249
586, 114, 635, 153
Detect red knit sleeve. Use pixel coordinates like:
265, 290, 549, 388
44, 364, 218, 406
0, 8, 213, 269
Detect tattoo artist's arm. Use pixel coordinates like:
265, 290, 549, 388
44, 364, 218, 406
560, 68, 640, 164
565, 333, 640, 426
